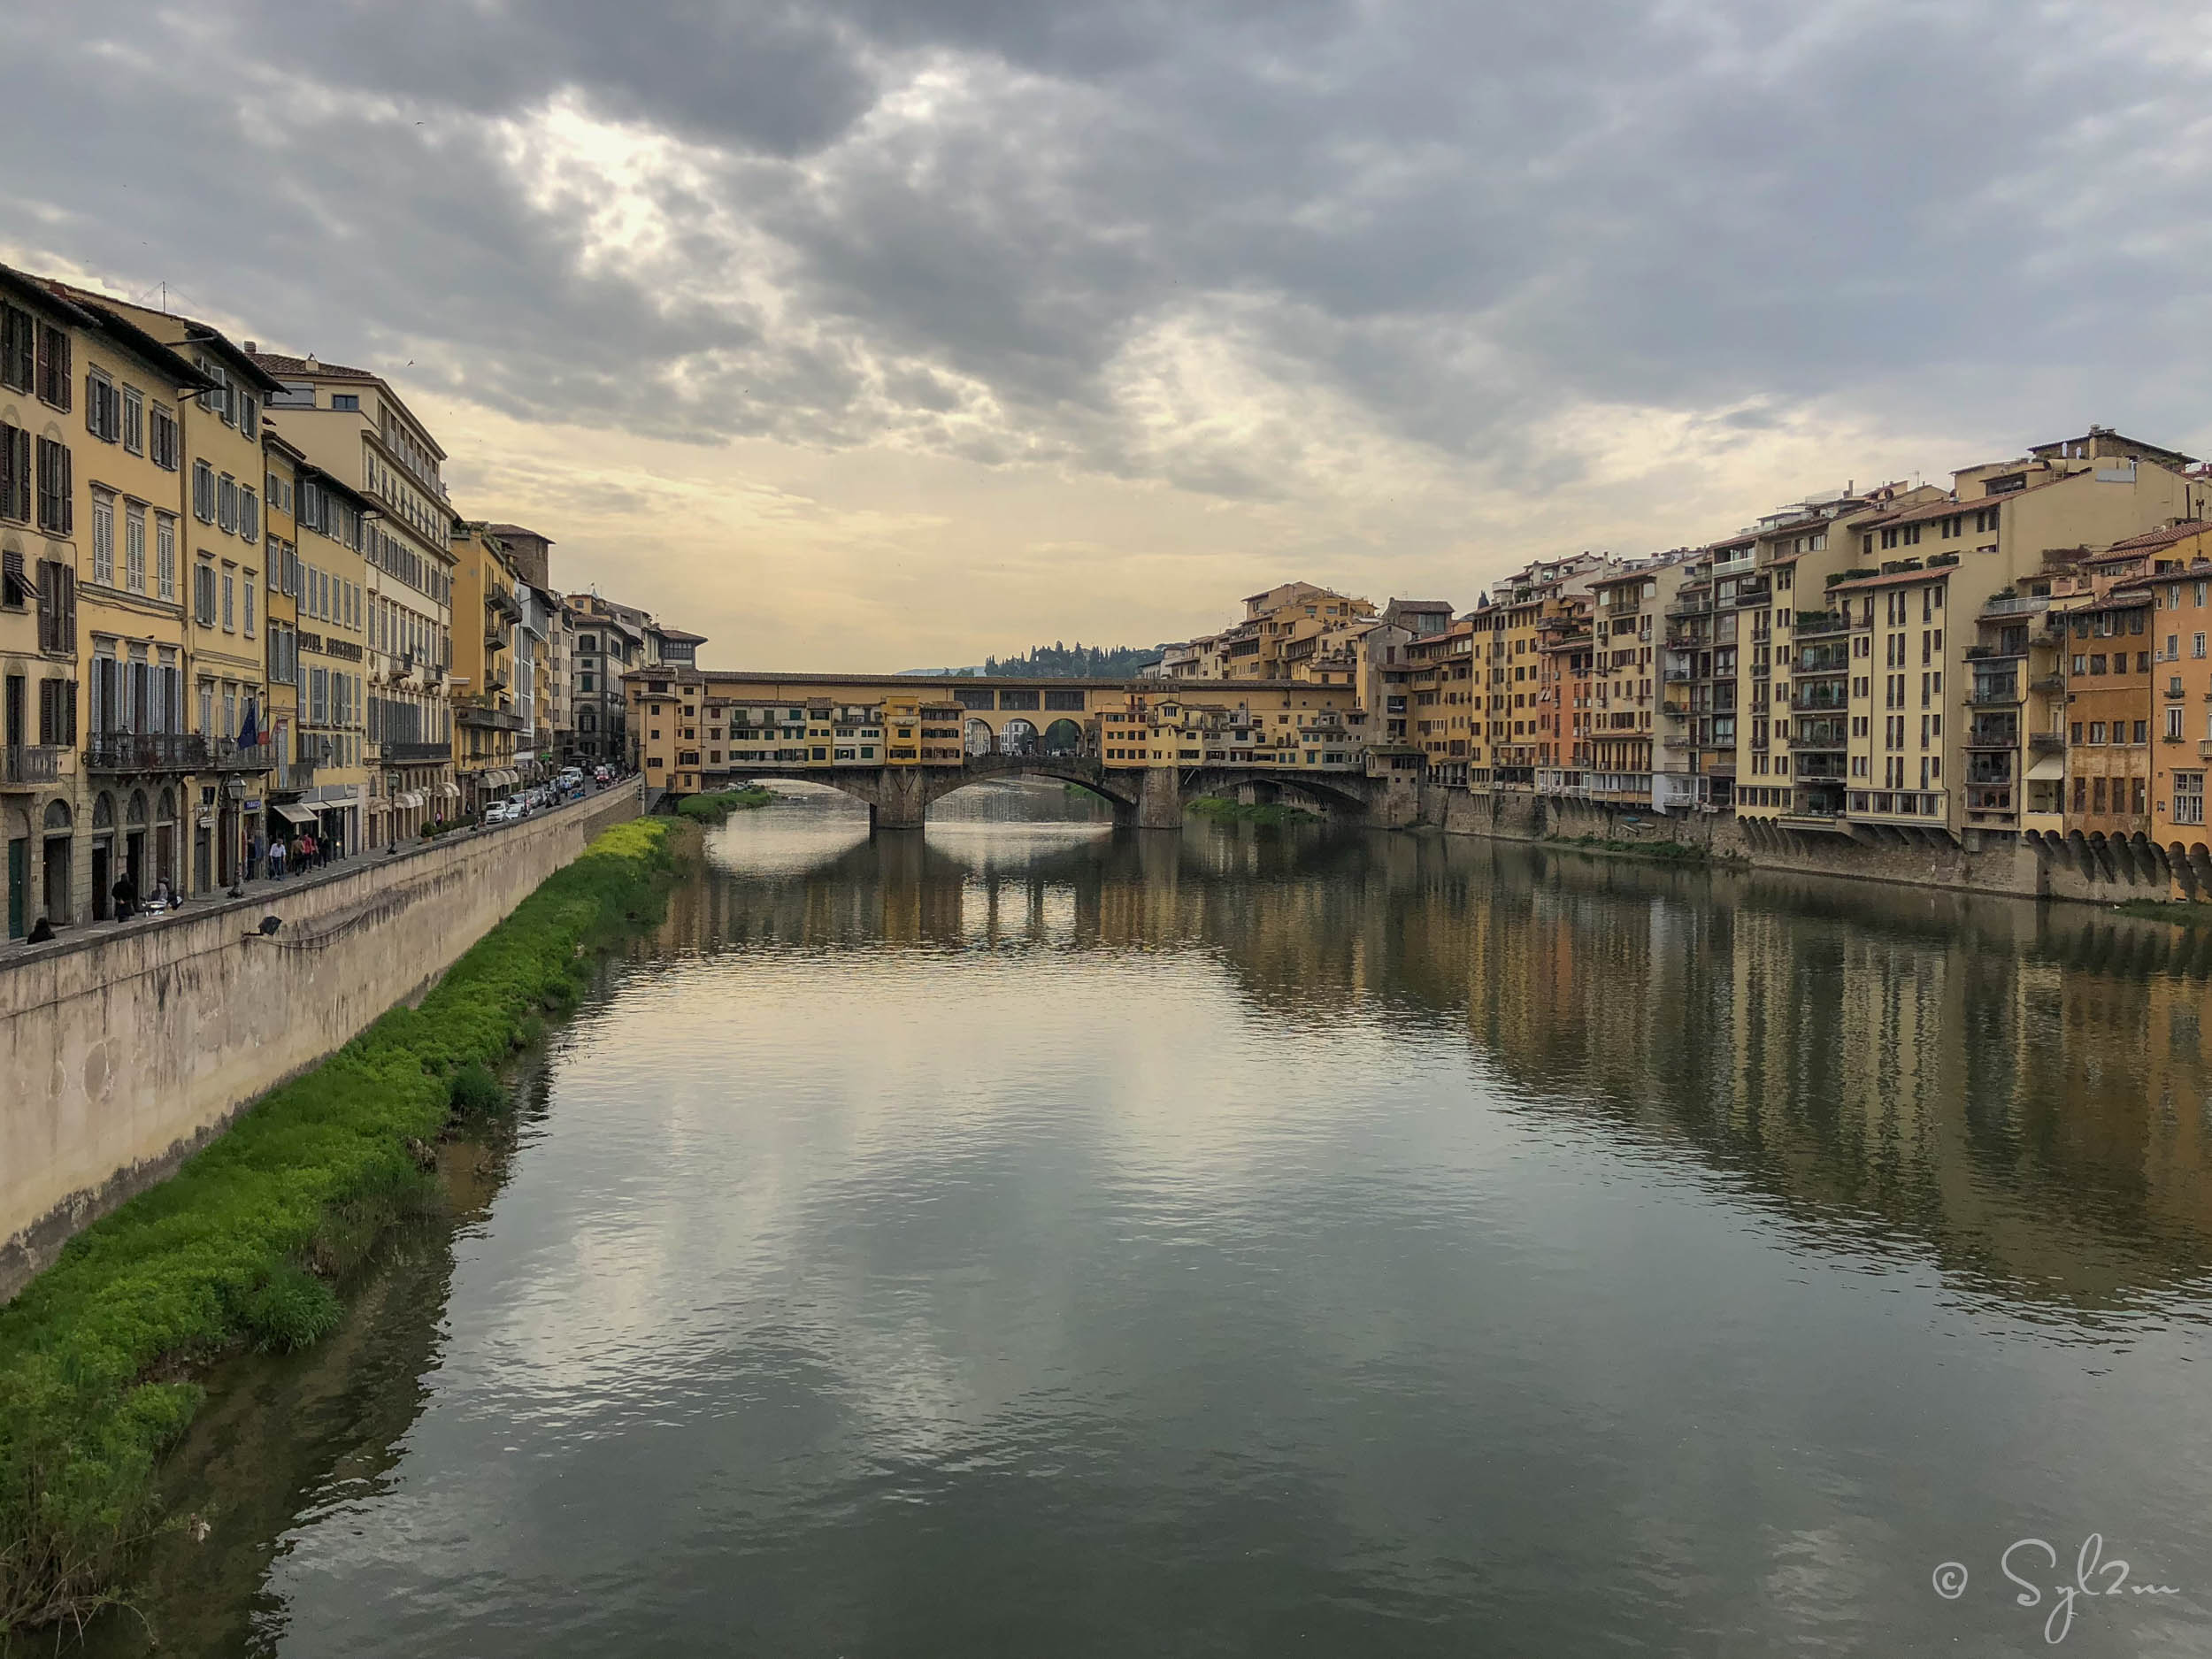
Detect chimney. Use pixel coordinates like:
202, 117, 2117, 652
244, 340, 257, 355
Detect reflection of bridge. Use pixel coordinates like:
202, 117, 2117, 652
709, 748, 1387, 830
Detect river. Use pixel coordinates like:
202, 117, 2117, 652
86, 785, 2212, 1655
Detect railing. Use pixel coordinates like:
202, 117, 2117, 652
457, 702, 525, 731
2, 745, 62, 785
1791, 690, 1850, 712
383, 740, 450, 764
87, 732, 207, 772
2200, 740, 2212, 759
1969, 682, 2021, 706
1794, 612, 1850, 638
1788, 727, 1847, 749
1979, 595, 2049, 618
2029, 731, 2065, 751
206, 737, 276, 772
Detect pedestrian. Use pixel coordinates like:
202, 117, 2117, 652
26, 916, 54, 944
270, 836, 287, 880
111, 868, 138, 922
151, 875, 173, 910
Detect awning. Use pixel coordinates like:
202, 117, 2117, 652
2027, 755, 2066, 781
396, 791, 423, 810
273, 803, 319, 829
441, 782, 460, 799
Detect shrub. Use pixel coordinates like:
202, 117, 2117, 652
447, 1062, 503, 1115
235, 1266, 342, 1353
674, 787, 775, 825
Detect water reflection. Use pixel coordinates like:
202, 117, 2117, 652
662, 809, 2212, 1320
82, 803, 2212, 1657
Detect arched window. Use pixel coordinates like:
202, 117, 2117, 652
127, 789, 148, 826
157, 787, 175, 822
43, 799, 73, 831
92, 792, 116, 830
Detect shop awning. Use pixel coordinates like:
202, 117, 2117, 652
396, 791, 423, 810
441, 781, 461, 799
273, 803, 319, 829
2027, 755, 2066, 781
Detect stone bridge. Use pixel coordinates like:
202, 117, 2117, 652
703, 750, 1392, 830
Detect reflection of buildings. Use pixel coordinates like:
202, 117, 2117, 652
657, 815, 2212, 1315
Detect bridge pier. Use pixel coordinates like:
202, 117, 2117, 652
866, 768, 933, 832
1135, 766, 1185, 830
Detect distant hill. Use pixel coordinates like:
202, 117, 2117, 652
981, 642, 1164, 679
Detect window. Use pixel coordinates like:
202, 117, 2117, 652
0, 422, 27, 521
217, 473, 238, 534
124, 502, 145, 592
36, 324, 69, 408
241, 486, 259, 542
85, 369, 120, 442
149, 403, 179, 471
91, 489, 114, 585
243, 574, 256, 638
2197, 634, 2208, 659
35, 558, 76, 654
122, 387, 142, 455
156, 513, 176, 601
193, 460, 216, 522
331, 392, 359, 411
194, 561, 217, 626
0, 303, 33, 392
2180, 773, 2207, 826
35, 437, 70, 534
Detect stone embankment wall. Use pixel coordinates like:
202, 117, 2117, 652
1409, 785, 2181, 902
0, 787, 641, 1299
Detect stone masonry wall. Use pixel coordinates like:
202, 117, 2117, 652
0, 786, 641, 1300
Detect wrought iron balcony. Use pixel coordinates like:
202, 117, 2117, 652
87, 732, 207, 772
205, 737, 277, 772
382, 739, 450, 765
2, 745, 63, 786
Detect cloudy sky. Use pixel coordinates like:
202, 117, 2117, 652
7, 0, 2208, 669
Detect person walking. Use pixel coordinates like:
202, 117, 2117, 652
271, 835, 288, 880
111, 868, 138, 922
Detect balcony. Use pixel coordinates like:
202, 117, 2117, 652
1979, 594, 2049, 619
1788, 726, 1847, 750
205, 737, 277, 772
1790, 691, 1850, 713
2029, 731, 2066, 752
1969, 681, 2021, 706
1794, 612, 1850, 638
88, 733, 206, 773
382, 740, 450, 765
2, 745, 63, 786
2030, 672, 2065, 694
2201, 740, 2212, 760
457, 699, 525, 732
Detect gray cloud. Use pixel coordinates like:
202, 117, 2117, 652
7, 0, 2210, 516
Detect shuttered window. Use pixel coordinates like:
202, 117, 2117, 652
0, 424, 27, 522
0, 303, 34, 392
35, 324, 68, 408
35, 437, 70, 534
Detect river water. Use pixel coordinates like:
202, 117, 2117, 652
90, 785, 2212, 1655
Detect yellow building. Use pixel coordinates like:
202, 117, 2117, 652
449, 523, 526, 812
1836, 430, 2208, 841
65, 289, 286, 893
273, 450, 373, 852
1, 269, 101, 930
247, 349, 457, 844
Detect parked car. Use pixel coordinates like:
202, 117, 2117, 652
484, 801, 519, 826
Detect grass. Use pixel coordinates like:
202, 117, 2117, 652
1187, 795, 1320, 826
2111, 896, 2212, 924
0, 816, 680, 1635
674, 787, 777, 825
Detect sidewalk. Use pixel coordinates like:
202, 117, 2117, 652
12, 776, 640, 955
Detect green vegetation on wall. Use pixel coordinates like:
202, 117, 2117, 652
0, 817, 680, 1634
674, 787, 777, 824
